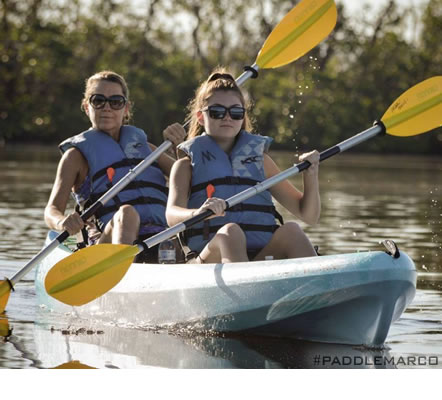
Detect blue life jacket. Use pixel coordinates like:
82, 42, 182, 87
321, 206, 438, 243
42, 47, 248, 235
59, 125, 168, 230
178, 130, 282, 253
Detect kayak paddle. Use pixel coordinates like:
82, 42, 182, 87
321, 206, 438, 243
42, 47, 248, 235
0, 0, 337, 314
44, 75, 442, 307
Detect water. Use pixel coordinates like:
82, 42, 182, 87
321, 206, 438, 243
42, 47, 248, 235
0, 146, 441, 369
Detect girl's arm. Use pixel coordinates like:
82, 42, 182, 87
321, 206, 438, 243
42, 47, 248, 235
265, 151, 321, 225
166, 158, 195, 226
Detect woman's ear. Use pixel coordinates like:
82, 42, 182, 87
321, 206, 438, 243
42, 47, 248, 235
82, 101, 90, 117
123, 103, 130, 122
196, 110, 204, 126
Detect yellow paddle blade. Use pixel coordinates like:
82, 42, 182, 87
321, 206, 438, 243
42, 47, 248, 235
382, 76, 442, 136
0, 280, 12, 314
45, 244, 138, 306
256, 0, 337, 69
53, 361, 96, 369
0, 316, 11, 338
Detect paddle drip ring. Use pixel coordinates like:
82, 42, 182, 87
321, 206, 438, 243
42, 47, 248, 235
243, 66, 258, 79
4, 278, 14, 291
373, 120, 387, 136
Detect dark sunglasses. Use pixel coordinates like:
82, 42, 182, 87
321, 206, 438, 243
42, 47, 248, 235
89, 94, 127, 110
202, 105, 245, 120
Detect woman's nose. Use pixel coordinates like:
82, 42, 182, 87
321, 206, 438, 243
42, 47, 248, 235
222, 112, 232, 120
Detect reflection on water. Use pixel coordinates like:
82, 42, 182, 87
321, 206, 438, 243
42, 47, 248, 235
28, 322, 397, 369
0, 147, 441, 369
0, 314, 402, 369
1, 285, 440, 370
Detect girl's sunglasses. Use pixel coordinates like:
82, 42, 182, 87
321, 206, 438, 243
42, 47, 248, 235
89, 94, 127, 110
203, 105, 245, 120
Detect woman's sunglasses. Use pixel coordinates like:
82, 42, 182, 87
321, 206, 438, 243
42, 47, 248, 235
89, 94, 127, 110
203, 105, 245, 120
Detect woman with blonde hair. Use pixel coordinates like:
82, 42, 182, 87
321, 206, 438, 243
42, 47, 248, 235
45, 70, 185, 261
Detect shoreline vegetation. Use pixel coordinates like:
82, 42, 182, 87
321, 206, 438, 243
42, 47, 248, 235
1, 0, 441, 153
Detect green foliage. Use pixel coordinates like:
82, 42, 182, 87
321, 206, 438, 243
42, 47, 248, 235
0, 0, 440, 152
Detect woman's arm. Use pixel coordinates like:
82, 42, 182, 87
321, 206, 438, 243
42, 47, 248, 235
149, 143, 175, 177
265, 151, 321, 225
44, 148, 88, 234
153, 123, 188, 177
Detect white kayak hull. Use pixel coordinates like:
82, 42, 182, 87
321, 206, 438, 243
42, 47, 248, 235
35, 231, 416, 346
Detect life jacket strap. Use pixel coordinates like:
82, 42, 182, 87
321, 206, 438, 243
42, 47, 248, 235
190, 177, 260, 194
92, 159, 162, 182
89, 180, 168, 203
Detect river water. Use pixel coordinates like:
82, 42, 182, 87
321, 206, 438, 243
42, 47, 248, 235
0, 146, 441, 369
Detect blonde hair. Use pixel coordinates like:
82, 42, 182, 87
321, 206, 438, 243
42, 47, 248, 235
81, 70, 132, 123
186, 67, 253, 138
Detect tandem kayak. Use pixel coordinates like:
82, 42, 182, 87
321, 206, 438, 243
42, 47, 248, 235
35, 231, 416, 347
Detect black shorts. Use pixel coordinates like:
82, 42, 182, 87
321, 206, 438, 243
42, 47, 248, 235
247, 248, 262, 261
